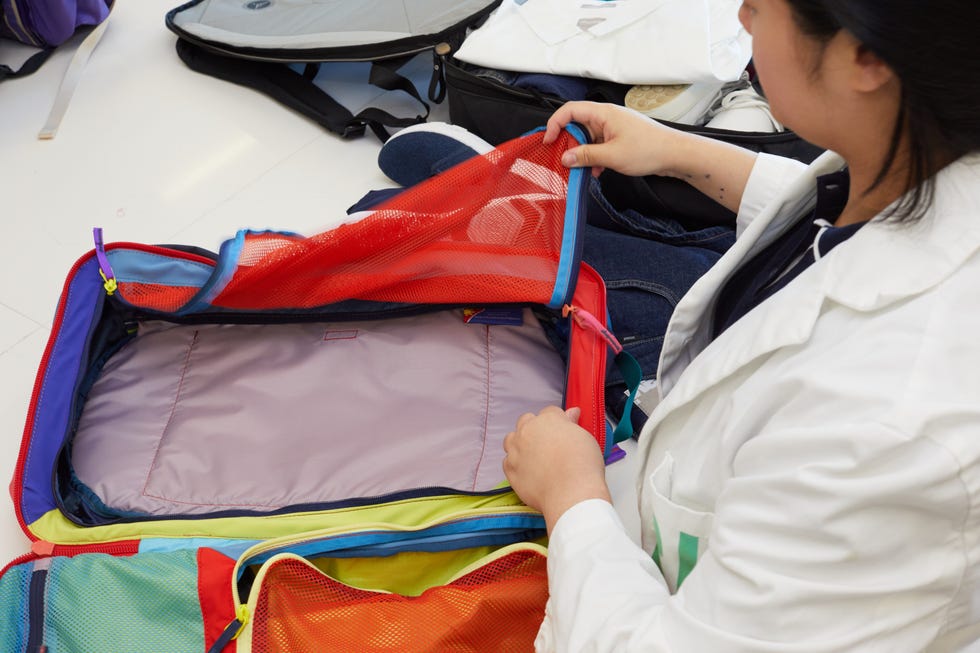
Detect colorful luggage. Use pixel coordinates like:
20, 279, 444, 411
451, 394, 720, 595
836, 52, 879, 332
1, 127, 639, 651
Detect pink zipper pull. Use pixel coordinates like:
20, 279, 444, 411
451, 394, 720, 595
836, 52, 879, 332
563, 304, 623, 354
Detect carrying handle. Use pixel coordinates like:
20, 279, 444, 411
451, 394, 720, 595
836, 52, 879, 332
428, 42, 452, 104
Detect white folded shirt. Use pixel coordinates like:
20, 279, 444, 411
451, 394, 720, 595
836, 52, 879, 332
455, 0, 752, 85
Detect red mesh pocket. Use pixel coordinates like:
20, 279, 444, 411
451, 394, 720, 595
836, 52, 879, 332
115, 282, 200, 312
212, 130, 579, 310
250, 549, 548, 652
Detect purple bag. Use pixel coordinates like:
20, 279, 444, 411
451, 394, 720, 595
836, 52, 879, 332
1, 0, 109, 48
1, 0, 112, 141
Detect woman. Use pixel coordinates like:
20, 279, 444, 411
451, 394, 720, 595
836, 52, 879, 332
502, 1, 980, 651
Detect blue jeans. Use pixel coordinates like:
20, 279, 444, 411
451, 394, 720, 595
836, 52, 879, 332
581, 178, 734, 425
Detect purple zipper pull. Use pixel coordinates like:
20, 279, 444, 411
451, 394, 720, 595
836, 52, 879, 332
93, 227, 117, 296
563, 304, 623, 354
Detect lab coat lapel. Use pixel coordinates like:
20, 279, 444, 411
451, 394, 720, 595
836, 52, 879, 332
650, 262, 828, 427
654, 151, 845, 402
639, 150, 980, 465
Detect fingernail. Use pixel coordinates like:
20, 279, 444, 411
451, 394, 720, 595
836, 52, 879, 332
561, 151, 577, 167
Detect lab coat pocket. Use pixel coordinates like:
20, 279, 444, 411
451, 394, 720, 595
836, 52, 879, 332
642, 453, 714, 593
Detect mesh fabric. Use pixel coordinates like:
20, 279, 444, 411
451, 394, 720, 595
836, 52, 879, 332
116, 281, 200, 312
250, 548, 548, 652
213, 129, 579, 309
0, 561, 30, 651
43, 550, 204, 652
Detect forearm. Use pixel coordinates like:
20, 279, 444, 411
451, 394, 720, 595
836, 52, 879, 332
539, 500, 671, 653
661, 131, 759, 214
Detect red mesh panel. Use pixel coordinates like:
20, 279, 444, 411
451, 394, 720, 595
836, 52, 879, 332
115, 282, 200, 312
237, 232, 305, 266
212, 130, 579, 310
250, 549, 548, 652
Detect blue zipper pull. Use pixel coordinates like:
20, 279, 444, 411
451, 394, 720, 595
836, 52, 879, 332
92, 227, 117, 296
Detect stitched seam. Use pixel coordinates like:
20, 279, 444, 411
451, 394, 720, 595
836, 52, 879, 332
472, 325, 493, 491
605, 278, 682, 305
618, 334, 665, 347
141, 329, 199, 497
138, 491, 286, 510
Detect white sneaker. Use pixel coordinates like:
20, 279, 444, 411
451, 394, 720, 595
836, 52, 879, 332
704, 84, 783, 132
624, 81, 726, 125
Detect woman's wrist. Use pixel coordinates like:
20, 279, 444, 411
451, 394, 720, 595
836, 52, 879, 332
657, 129, 709, 180
542, 481, 612, 536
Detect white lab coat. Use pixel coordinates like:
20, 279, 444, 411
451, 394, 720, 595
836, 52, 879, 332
537, 150, 980, 652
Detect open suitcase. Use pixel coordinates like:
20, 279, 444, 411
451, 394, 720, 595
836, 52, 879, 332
0, 127, 640, 651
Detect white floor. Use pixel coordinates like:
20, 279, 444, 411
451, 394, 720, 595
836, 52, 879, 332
0, 0, 638, 566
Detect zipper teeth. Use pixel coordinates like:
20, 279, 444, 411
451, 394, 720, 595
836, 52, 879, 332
67, 484, 514, 527
0, 552, 40, 579
229, 508, 543, 603
25, 567, 47, 653
48, 541, 140, 557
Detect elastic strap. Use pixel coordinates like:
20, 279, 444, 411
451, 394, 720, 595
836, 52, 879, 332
38, 8, 113, 139
174, 41, 429, 142
609, 350, 642, 449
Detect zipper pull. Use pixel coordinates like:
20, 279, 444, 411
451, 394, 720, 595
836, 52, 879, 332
92, 227, 117, 296
429, 42, 451, 103
30, 540, 55, 556
205, 605, 249, 653
563, 304, 623, 354
233, 604, 250, 639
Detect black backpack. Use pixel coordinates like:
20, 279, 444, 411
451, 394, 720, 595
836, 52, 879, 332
165, 0, 500, 141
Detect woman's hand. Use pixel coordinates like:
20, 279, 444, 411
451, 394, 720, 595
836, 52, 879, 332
542, 101, 688, 178
503, 405, 611, 534
543, 100, 759, 213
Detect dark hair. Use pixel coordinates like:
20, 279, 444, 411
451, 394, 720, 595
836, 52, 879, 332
784, 0, 980, 222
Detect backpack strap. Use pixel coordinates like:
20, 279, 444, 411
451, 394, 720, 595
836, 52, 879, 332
175, 40, 430, 143
609, 350, 642, 446
37, 14, 112, 139
0, 48, 53, 81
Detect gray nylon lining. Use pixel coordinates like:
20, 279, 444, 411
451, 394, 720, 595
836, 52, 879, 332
71, 309, 564, 516
172, 0, 496, 50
